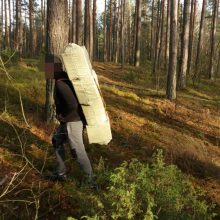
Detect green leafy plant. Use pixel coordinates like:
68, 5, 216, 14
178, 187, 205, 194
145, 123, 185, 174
105, 149, 215, 220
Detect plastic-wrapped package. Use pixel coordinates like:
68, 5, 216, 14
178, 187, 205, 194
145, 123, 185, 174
61, 43, 112, 145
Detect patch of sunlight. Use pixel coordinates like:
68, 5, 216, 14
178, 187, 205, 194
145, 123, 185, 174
102, 84, 142, 102
186, 88, 213, 100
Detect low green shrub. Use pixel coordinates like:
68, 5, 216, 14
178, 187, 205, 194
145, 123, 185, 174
106, 150, 215, 220
68, 150, 215, 220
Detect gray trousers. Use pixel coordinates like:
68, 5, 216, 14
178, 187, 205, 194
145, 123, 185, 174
52, 121, 93, 178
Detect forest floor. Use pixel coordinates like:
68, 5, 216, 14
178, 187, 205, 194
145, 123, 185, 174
0, 59, 220, 219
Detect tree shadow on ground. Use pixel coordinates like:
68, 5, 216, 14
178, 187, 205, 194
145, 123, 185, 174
102, 90, 220, 184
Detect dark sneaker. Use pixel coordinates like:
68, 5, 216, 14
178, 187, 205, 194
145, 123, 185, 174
45, 172, 67, 182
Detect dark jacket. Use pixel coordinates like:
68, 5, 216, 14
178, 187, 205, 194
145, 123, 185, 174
54, 79, 85, 123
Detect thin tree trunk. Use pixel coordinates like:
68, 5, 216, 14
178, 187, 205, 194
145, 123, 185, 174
84, 0, 89, 52
104, 0, 107, 62
121, 0, 126, 67
152, 0, 161, 74
0, 0, 3, 49
41, 0, 45, 48
158, 0, 165, 68
150, 0, 155, 61
194, 0, 206, 82
45, 0, 69, 122
208, 0, 218, 80
134, 0, 141, 67
93, 0, 96, 60
15, 0, 23, 56
166, 0, 178, 100
8, 0, 12, 48
127, 0, 132, 64
177, 0, 190, 89
115, 1, 120, 63
108, 0, 112, 61
29, 0, 34, 56
187, 0, 196, 76
5, 0, 9, 48
165, 0, 170, 69
72, 0, 76, 43
76, 0, 82, 45
113, 0, 117, 62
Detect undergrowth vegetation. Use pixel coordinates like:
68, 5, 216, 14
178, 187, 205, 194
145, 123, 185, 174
0, 59, 219, 219
73, 150, 215, 220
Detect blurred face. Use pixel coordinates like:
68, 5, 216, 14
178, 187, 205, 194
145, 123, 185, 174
44, 54, 63, 79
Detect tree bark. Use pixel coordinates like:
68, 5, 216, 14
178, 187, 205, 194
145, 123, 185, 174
8, 0, 12, 48
158, 0, 165, 68
76, 0, 82, 45
166, 0, 178, 100
41, 0, 46, 48
165, 0, 170, 69
187, 0, 196, 76
134, 0, 141, 67
45, 0, 69, 122
208, 0, 218, 80
104, 0, 107, 62
150, 0, 155, 61
15, 0, 23, 56
115, 1, 120, 63
121, 0, 126, 67
152, 0, 161, 74
29, 0, 34, 56
93, 0, 96, 60
108, 0, 113, 61
177, 0, 190, 89
72, 0, 76, 43
5, 0, 9, 48
194, 0, 206, 81
0, 0, 3, 49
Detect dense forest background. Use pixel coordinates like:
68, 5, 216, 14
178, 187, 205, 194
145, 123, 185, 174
1, 0, 220, 84
0, 0, 220, 219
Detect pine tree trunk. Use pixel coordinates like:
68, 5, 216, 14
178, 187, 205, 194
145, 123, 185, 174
194, 0, 206, 81
121, 0, 126, 67
152, 0, 161, 74
166, 0, 178, 100
165, 0, 170, 69
72, 0, 76, 43
115, 1, 120, 63
0, 0, 3, 49
150, 0, 155, 61
104, 0, 107, 62
158, 0, 165, 68
84, 1, 89, 54
15, 0, 23, 56
208, 0, 218, 80
187, 0, 196, 76
89, 0, 93, 61
127, 0, 132, 64
76, 0, 82, 45
134, 0, 141, 67
93, 0, 96, 60
45, 0, 69, 122
29, 0, 34, 56
112, 0, 117, 62
41, 0, 45, 48
177, 0, 190, 89
109, 0, 113, 61
5, 0, 9, 48
8, 0, 12, 48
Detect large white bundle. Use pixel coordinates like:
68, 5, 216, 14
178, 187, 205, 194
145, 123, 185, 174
61, 43, 112, 145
